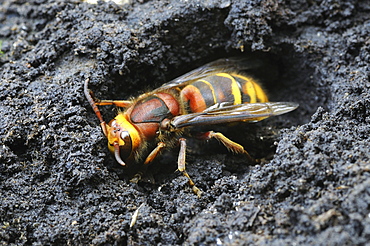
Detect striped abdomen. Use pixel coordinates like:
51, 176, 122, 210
180, 72, 268, 113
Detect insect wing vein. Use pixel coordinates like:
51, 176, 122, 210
171, 102, 298, 128
152, 57, 265, 93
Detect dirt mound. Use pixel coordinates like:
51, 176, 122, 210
1, 0, 369, 244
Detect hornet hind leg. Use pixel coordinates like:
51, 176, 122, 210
196, 131, 255, 162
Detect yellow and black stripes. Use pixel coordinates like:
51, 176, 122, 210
232, 73, 268, 103
180, 72, 268, 113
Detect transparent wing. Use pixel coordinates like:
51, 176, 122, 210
152, 57, 265, 93
171, 102, 299, 128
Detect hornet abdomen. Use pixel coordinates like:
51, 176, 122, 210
180, 72, 268, 113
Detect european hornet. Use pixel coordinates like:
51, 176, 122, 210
84, 57, 298, 196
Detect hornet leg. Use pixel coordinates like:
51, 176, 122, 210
178, 138, 202, 197
95, 100, 133, 108
197, 131, 254, 162
131, 142, 166, 183
144, 142, 166, 165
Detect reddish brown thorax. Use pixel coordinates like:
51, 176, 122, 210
127, 93, 180, 139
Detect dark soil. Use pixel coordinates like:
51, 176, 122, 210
1, 0, 369, 245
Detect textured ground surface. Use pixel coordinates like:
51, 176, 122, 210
1, 0, 369, 245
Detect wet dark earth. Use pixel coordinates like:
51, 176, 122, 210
1, 0, 370, 245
